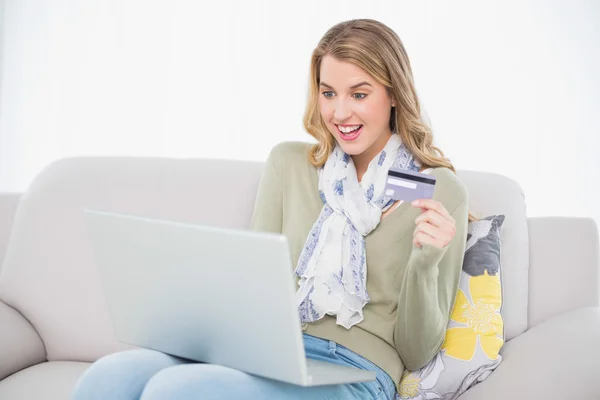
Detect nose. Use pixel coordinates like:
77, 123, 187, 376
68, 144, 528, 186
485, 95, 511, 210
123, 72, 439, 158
333, 98, 352, 122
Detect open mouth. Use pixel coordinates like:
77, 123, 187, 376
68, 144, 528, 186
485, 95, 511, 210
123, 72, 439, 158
336, 124, 363, 141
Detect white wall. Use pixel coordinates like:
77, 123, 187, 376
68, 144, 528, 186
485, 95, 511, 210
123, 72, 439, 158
0, 0, 599, 225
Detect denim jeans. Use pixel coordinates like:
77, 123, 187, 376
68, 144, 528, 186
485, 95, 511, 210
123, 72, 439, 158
72, 333, 397, 400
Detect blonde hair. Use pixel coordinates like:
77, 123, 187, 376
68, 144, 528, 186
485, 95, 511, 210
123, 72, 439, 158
303, 19, 478, 222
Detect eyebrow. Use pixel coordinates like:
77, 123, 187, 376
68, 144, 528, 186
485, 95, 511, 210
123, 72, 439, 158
319, 81, 373, 90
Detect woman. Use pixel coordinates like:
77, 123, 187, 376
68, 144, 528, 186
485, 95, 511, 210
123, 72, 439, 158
72, 18, 472, 400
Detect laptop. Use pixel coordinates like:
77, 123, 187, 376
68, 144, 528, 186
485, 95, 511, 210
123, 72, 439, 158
84, 209, 376, 386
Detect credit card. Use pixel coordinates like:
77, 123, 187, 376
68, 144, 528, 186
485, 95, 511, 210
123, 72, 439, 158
384, 167, 436, 203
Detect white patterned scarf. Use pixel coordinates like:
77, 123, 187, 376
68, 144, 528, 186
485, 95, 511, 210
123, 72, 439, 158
295, 133, 422, 329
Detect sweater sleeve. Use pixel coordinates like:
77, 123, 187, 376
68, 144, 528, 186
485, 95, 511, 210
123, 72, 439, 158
249, 147, 284, 234
394, 196, 469, 371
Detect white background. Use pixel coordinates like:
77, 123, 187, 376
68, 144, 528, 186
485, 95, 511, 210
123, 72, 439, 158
0, 0, 599, 227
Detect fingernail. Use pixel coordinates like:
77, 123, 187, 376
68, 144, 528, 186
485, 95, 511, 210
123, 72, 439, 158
412, 200, 419, 206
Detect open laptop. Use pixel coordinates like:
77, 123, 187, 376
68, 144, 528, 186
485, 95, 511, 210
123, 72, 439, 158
84, 209, 376, 386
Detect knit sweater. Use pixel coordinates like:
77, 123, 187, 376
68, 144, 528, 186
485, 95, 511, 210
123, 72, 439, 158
250, 141, 468, 384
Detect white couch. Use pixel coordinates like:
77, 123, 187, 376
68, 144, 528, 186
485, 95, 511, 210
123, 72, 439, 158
0, 156, 598, 399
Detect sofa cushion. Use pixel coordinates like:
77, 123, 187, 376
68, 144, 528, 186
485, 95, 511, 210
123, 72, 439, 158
0, 158, 264, 362
458, 307, 600, 399
457, 171, 529, 340
0, 361, 90, 400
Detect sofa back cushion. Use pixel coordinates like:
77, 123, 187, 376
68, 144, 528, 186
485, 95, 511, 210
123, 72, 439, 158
0, 157, 263, 361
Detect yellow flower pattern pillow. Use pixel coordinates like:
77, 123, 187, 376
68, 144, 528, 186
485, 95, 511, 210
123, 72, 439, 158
398, 215, 505, 400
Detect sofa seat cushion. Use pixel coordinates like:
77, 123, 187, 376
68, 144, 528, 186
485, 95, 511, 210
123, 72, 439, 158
0, 361, 90, 400
459, 307, 600, 399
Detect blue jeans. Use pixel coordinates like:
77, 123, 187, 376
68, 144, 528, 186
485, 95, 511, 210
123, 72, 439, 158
72, 334, 397, 399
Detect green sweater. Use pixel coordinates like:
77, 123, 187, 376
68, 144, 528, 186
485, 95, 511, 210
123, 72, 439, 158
250, 141, 469, 385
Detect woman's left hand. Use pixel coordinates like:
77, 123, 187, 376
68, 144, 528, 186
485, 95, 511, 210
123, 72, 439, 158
411, 199, 456, 249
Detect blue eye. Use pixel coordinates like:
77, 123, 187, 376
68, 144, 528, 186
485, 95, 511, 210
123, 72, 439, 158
353, 93, 367, 100
322, 91, 335, 98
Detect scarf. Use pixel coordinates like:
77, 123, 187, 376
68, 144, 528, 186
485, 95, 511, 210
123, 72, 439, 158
295, 133, 422, 329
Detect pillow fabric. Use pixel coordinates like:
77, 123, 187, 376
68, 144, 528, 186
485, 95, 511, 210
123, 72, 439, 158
397, 215, 505, 400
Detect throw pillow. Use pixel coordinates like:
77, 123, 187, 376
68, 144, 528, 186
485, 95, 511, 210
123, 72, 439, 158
397, 215, 505, 400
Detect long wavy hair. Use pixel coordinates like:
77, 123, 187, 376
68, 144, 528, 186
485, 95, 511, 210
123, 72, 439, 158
303, 19, 478, 222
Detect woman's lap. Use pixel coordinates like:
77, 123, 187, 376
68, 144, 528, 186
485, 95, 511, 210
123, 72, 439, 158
72, 335, 396, 400
140, 363, 380, 400
71, 348, 190, 400
302, 334, 396, 399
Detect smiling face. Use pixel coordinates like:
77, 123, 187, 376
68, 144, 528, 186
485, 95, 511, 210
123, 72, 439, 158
318, 55, 396, 168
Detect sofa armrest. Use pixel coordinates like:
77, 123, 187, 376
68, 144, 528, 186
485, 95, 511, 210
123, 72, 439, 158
0, 300, 46, 380
527, 216, 599, 328
459, 307, 600, 399
0, 193, 21, 269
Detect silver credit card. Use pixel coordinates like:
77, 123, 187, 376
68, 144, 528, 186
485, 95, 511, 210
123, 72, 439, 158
384, 167, 436, 202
